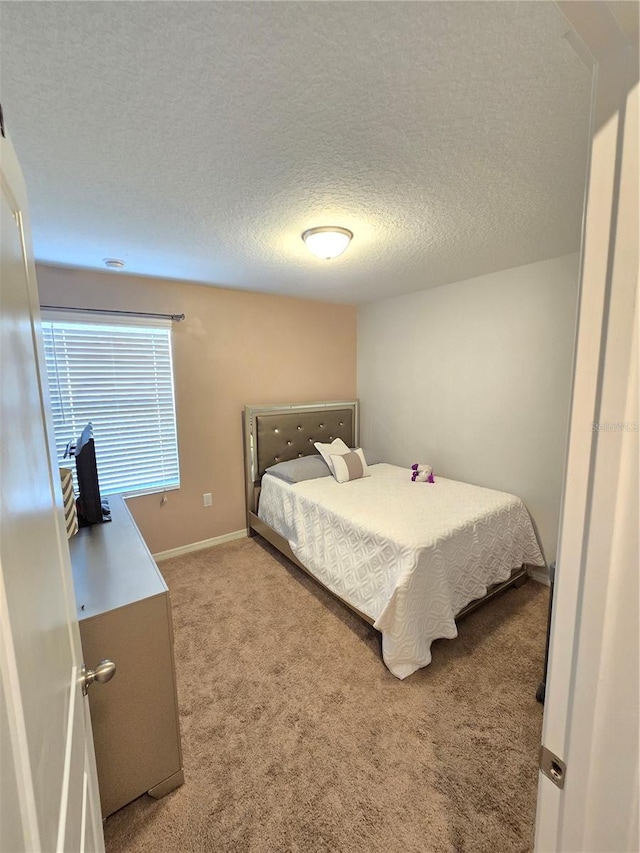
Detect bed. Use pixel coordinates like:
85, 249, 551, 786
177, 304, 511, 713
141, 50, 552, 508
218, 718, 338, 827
243, 401, 545, 679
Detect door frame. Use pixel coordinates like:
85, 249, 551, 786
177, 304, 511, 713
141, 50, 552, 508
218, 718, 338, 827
536, 3, 638, 850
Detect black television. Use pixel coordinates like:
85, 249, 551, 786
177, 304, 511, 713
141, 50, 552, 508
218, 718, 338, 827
74, 423, 111, 526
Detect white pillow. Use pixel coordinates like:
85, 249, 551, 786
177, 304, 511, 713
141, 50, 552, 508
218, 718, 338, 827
314, 437, 350, 475
330, 448, 369, 483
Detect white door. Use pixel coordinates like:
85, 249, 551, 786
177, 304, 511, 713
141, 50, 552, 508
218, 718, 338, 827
535, 3, 638, 851
0, 129, 104, 850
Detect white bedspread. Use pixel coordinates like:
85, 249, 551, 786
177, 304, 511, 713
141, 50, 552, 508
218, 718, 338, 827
258, 464, 545, 679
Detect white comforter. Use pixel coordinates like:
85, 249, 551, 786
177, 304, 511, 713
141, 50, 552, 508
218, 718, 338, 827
258, 464, 545, 679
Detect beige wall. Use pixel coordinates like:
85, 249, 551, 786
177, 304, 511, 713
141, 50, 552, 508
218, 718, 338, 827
358, 254, 579, 566
36, 265, 357, 553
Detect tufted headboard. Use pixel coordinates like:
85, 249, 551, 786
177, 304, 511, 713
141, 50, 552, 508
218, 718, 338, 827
243, 401, 358, 517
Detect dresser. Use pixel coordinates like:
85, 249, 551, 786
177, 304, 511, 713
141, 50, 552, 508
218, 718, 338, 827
69, 495, 184, 818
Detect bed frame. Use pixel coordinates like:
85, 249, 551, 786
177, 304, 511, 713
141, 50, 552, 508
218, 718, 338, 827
243, 400, 526, 629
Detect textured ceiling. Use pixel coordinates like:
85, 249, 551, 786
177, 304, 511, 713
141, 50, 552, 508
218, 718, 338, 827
0, 1, 592, 304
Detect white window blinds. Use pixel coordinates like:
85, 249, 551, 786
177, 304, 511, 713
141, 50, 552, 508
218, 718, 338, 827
42, 314, 180, 496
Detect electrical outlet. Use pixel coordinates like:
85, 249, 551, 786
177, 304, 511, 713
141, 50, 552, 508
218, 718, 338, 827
203, 493, 212, 507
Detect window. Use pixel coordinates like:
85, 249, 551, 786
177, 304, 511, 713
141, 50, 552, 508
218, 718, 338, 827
42, 313, 180, 496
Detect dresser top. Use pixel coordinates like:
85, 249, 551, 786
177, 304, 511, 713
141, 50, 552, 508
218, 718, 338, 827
69, 495, 167, 620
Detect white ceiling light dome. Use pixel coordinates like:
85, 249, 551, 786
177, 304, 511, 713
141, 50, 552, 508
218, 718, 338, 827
302, 226, 353, 260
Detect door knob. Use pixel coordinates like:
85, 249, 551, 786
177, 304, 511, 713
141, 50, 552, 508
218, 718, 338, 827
80, 660, 116, 695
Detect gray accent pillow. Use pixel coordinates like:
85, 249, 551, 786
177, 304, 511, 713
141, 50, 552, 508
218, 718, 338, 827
331, 449, 369, 483
265, 454, 331, 484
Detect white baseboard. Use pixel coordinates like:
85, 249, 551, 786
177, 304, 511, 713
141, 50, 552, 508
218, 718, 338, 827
527, 566, 551, 587
153, 529, 247, 562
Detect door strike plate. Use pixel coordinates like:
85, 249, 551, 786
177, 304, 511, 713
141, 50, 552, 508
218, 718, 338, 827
539, 745, 566, 789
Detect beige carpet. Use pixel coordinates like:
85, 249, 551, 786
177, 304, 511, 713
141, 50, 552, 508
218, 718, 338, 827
104, 537, 548, 853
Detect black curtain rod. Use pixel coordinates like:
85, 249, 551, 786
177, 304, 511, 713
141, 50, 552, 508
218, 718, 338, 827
41, 306, 185, 322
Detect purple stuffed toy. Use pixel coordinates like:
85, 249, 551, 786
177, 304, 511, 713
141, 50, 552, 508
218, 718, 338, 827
411, 463, 435, 483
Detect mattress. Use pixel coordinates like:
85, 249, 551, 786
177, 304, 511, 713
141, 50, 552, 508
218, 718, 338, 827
258, 463, 545, 679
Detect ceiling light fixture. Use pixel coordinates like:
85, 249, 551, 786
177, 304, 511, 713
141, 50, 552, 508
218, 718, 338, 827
103, 258, 125, 269
301, 226, 353, 260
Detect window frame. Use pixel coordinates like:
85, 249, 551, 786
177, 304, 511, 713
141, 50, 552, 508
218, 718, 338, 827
41, 309, 181, 499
